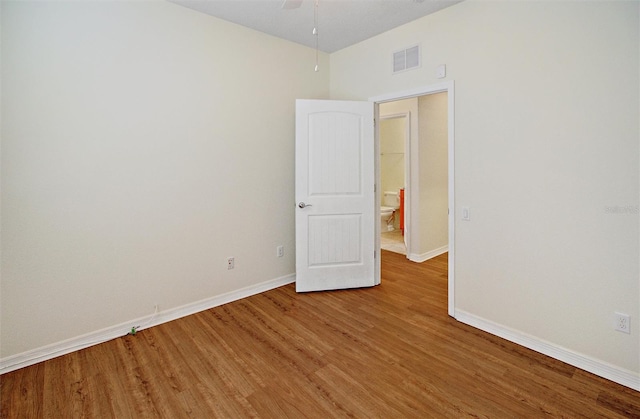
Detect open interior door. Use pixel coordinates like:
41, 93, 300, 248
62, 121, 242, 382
295, 99, 376, 292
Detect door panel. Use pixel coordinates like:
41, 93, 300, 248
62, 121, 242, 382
308, 214, 361, 266
295, 99, 375, 292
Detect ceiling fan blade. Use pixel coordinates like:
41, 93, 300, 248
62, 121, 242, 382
281, 0, 303, 10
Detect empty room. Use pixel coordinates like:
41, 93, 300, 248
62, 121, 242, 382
1, 0, 639, 417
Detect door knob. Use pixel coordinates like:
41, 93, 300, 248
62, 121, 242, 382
298, 202, 312, 209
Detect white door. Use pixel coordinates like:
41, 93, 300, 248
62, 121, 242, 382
295, 99, 376, 292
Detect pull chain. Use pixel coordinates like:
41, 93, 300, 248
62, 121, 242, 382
313, 0, 319, 72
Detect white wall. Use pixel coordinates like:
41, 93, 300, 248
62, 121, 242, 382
1, 0, 329, 358
332, 0, 639, 378
418, 92, 448, 255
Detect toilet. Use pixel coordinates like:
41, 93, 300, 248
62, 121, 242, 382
381, 191, 400, 231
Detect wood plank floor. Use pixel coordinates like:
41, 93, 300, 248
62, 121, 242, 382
2, 251, 640, 418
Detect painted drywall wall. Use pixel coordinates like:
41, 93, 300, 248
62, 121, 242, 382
0, 0, 329, 357
418, 92, 448, 255
332, 0, 639, 375
380, 117, 405, 198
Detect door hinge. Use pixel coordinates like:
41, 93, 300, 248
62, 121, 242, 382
374, 250, 376, 259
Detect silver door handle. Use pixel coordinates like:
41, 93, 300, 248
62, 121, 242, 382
298, 202, 312, 209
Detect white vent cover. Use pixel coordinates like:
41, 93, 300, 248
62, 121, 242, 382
393, 45, 421, 74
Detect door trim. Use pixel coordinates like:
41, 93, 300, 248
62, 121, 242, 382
370, 81, 456, 317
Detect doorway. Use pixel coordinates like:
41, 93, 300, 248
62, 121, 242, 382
372, 82, 455, 316
379, 112, 409, 256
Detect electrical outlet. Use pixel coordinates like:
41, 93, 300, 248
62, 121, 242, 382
277, 245, 284, 258
615, 312, 630, 334
227, 257, 235, 270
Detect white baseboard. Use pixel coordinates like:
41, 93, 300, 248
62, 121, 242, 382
408, 245, 448, 263
0, 274, 296, 375
455, 309, 640, 391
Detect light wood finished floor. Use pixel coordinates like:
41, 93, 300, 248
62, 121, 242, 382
2, 251, 640, 418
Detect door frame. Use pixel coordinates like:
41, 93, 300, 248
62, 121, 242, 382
370, 81, 456, 317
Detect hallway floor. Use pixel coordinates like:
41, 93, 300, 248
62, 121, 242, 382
381, 229, 405, 255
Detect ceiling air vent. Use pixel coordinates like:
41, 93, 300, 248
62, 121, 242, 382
393, 45, 421, 74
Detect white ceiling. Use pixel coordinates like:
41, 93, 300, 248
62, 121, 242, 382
168, 0, 463, 53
